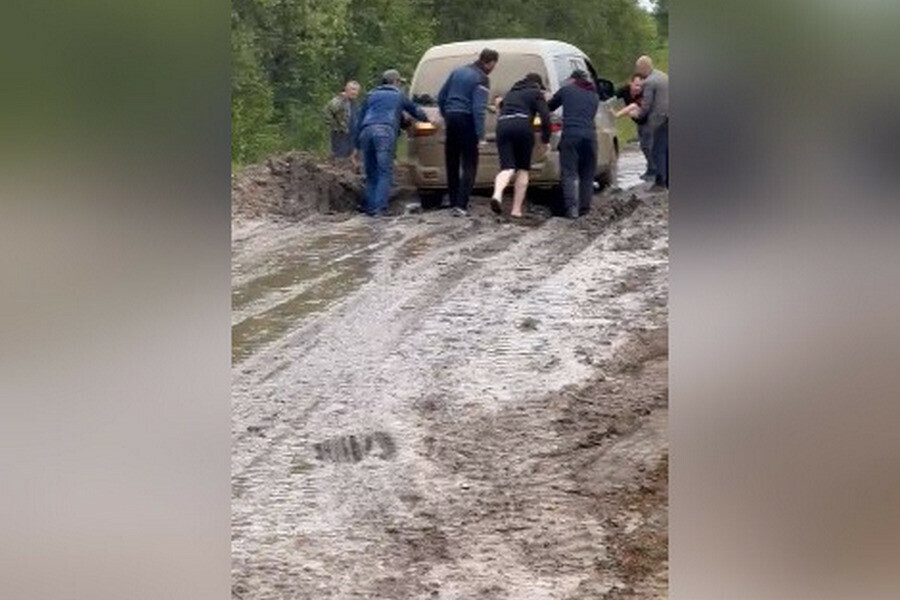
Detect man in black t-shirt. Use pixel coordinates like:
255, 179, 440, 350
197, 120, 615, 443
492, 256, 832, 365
614, 74, 655, 181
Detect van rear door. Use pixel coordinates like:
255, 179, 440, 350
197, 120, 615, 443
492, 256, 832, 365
408, 52, 551, 188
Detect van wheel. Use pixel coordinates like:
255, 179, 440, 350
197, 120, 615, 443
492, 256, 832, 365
530, 186, 566, 216
596, 164, 617, 191
418, 190, 444, 210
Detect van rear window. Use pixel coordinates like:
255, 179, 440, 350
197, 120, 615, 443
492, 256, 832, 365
411, 54, 548, 104
553, 55, 587, 83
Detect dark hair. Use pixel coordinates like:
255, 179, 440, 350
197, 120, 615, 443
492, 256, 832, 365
631, 73, 643, 81
523, 72, 545, 89
479, 48, 499, 64
570, 69, 588, 81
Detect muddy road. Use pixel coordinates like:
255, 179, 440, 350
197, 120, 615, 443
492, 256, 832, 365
232, 147, 669, 599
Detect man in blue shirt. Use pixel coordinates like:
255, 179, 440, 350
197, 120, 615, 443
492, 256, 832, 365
437, 48, 498, 216
548, 70, 600, 218
354, 69, 430, 216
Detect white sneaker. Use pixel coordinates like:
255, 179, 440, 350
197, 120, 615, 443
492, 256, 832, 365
451, 207, 469, 218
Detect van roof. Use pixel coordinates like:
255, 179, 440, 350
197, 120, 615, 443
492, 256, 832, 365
420, 39, 585, 60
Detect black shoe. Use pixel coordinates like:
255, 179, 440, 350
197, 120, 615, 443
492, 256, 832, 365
490, 197, 502, 215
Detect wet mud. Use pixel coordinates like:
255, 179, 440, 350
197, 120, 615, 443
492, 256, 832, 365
232, 145, 667, 598
232, 152, 418, 221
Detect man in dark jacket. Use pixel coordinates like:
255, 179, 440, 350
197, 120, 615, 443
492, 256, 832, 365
548, 69, 600, 218
354, 69, 429, 216
437, 48, 499, 216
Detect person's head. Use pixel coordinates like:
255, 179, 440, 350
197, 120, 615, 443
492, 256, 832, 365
381, 69, 405, 87
629, 73, 643, 96
523, 72, 545, 90
570, 69, 589, 82
478, 48, 499, 74
344, 80, 360, 100
635, 55, 654, 78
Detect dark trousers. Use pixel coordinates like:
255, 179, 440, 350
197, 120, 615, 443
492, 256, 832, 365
559, 133, 597, 218
444, 112, 479, 210
359, 124, 396, 215
638, 122, 655, 177
651, 117, 668, 187
330, 130, 353, 158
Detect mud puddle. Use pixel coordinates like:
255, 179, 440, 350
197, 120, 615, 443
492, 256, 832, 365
231, 225, 392, 364
232, 226, 379, 314
617, 144, 649, 191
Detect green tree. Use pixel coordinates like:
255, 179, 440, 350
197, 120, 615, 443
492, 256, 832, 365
231, 12, 280, 164
230, 0, 665, 165
655, 0, 669, 40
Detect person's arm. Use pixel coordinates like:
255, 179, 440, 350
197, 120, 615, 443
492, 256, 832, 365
323, 97, 338, 130
535, 91, 552, 144
472, 73, 490, 141
614, 103, 640, 118
547, 88, 563, 111
437, 74, 450, 118
637, 80, 655, 120
402, 96, 429, 122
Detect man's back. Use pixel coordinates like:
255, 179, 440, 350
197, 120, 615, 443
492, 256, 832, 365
642, 69, 669, 121
438, 63, 490, 140
438, 64, 488, 114
548, 80, 599, 136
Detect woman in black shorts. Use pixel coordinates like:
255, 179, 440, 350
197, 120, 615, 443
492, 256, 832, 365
490, 73, 552, 217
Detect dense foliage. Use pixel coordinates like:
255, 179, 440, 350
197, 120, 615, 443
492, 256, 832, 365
232, 0, 667, 164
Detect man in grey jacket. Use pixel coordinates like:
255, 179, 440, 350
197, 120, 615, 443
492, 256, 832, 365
636, 56, 668, 189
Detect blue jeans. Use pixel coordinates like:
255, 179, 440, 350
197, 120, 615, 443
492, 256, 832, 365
359, 124, 396, 215
638, 121, 655, 177
651, 117, 668, 187
559, 133, 597, 218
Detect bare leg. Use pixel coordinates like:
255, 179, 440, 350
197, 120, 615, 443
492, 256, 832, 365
492, 169, 515, 201
511, 170, 529, 217
491, 168, 514, 214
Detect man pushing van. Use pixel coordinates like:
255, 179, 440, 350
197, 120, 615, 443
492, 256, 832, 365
548, 69, 600, 218
354, 69, 430, 216
437, 48, 499, 217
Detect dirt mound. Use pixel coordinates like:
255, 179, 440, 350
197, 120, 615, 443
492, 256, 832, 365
232, 152, 363, 220
232, 152, 421, 220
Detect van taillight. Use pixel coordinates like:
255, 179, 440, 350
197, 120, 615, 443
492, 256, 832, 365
413, 121, 438, 136
532, 116, 563, 133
